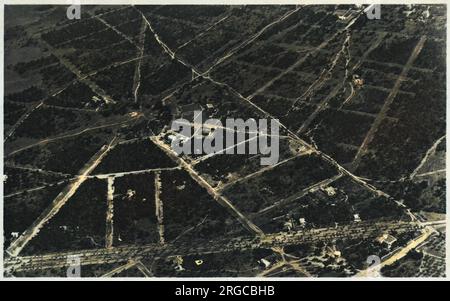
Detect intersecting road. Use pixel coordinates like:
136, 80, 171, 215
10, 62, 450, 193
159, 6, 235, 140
5, 220, 419, 272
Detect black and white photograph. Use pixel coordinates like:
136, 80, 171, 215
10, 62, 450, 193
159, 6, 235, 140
0, 0, 447, 282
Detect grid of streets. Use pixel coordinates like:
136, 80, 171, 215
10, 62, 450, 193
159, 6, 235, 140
3, 4, 446, 277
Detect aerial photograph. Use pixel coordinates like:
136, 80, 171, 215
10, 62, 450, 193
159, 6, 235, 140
2, 3, 446, 278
